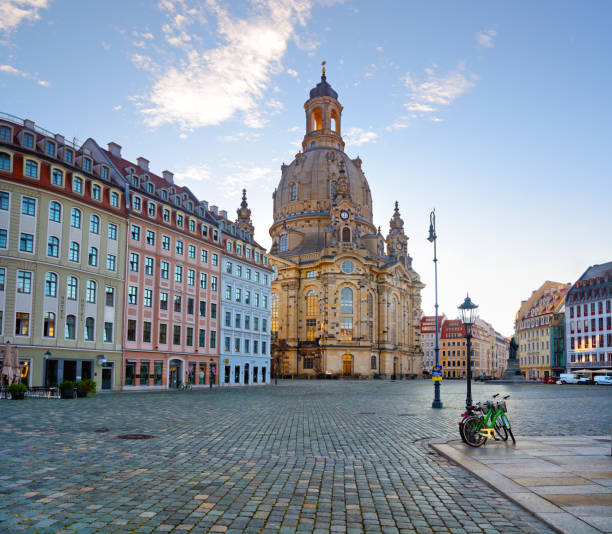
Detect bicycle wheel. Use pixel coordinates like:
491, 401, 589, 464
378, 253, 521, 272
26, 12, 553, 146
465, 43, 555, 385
462, 416, 487, 448
508, 427, 516, 444
494, 420, 508, 441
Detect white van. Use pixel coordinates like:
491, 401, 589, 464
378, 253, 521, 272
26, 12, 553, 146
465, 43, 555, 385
559, 373, 590, 384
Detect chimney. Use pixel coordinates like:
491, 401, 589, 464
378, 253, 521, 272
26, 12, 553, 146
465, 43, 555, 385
210, 205, 218, 216
54, 134, 65, 145
137, 157, 149, 172
108, 142, 122, 158
220, 210, 227, 220
24, 119, 35, 130
201, 201, 209, 211
162, 170, 174, 184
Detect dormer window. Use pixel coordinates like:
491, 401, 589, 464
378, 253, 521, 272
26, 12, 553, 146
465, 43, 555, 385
160, 190, 167, 200
187, 201, 193, 211
0, 125, 12, 141
176, 213, 183, 227
111, 191, 120, 207
163, 208, 170, 222
212, 229, 218, 241
147, 183, 154, 193
147, 202, 156, 217
132, 196, 141, 211
227, 241, 233, 252
174, 196, 180, 206
202, 225, 208, 237
23, 132, 34, 148
83, 157, 92, 172
73, 176, 83, 194
64, 148, 73, 164
92, 184, 102, 201
132, 176, 139, 187
199, 207, 204, 217
45, 140, 55, 156
101, 166, 109, 180
188, 218, 195, 232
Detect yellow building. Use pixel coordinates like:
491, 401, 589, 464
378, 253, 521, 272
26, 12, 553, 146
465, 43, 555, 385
268, 69, 424, 378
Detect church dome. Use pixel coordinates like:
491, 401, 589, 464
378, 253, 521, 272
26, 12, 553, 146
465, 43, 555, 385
309, 74, 338, 99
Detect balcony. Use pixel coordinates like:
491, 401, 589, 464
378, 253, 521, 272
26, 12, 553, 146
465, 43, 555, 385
569, 360, 612, 368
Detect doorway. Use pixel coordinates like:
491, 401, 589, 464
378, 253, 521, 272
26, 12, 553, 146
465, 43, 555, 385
342, 354, 353, 376
244, 363, 250, 385
169, 359, 183, 388
101, 364, 113, 390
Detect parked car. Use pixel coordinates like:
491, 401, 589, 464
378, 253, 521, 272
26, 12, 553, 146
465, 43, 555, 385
594, 375, 612, 385
559, 373, 591, 384
544, 376, 559, 384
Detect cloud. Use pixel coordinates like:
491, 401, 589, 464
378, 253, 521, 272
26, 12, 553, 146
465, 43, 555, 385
376, 45, 383, 52
101, 41, 111, 51
364, 63, 377, 78
112, 105, 123, 111
0, 64, 50, 86
476, 29, 496, 48
398, 63, 477, 123
174, 164, 212, 183
216, 131, 261, 143
344, 127, 377, 146
0, 0, 50, 33
131, 53, 158, 73
287, 68, 298, 77
138, 0, 314, 130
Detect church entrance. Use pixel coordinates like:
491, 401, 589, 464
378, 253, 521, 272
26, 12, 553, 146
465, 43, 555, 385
342, 354, 353, 376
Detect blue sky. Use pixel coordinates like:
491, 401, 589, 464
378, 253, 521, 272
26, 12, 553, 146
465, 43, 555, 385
2, 0, 611, 336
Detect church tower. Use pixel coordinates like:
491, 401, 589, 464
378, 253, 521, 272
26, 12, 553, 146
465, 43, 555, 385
268, 65, 424, 380
236, 188, 254, 236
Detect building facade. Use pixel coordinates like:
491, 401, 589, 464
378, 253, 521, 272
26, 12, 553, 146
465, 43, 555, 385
493, 331, 510, 378
565, 262, 612, 374
440, 319, 466, 378
515, 281, 570, 379
217, 191, 273, 385
0, 115, 127, 390
268, 71, 424, 378
420, 314, 446, 374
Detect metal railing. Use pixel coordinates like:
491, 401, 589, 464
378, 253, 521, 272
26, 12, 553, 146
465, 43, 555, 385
0, 111, 83, 150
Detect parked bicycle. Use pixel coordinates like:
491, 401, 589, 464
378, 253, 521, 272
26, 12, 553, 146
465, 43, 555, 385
177, 381, 193, 391
459, 393, 515, 448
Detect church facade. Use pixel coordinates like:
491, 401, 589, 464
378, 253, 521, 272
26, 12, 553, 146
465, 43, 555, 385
268, 69, 424, 378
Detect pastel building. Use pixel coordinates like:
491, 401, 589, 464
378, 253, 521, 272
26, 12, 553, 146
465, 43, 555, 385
215, 191, 273, 385
420, 314, 446, 373
0, 115, 127, 390
88, 140, 224, 389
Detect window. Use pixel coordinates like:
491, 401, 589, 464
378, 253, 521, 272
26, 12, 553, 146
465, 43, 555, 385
0, 125, 11, 141
108, 223, 117, 240
47, 236, 59, 257
234, 338, 240, 353
199, 329, 206, 347
160, 292, 168, 310
23, 132, 34, 148
245, 316, 250, 330
271, 294, 278, 334
147, 202, 155, 217
227, 241, 233, 253
341, 261, 354, 274
176, 240, 183, 255
235, 287, 242, 302
201, 249, 208, 263
174, 295, 181, 312
212, 253, 218, 266
263, 295, 268, 309
341, 287, 353, 314
43, 312, 56, 337
262, 318, 268, 332
225, 311, 232, 327
111, 192, 120, 207
176, 214, 183, 227
236, 265, 242, 277
83, 157, 92, 172
225, 285, 232, 300
127, 320, 137, 342
0, 191, 8, 210
187, 298, 194, 315
163, 208, 170, 222
244, 339, 250, 353
161, 261, 169, 279
188, 244, 196, 258
146, 230, 155, 245
105, 286, 114, 306
199, 272, 207, 289
64, 276, 78, 300
51, 168, 63, 186
85, 317, 95, 341
210, 330, 217, 349
88, 246, 98, 267
132, 196, 141, 211
131, 224, 140, 241
64, 148, 73, 163
101, 167, 109, 180
73, 176, 83, 193
211, 276, 218, 292
145, 257, 154, 276
306, 290, 317, 315
0, 229, 8, 248
65, 315, 76, 339
162, 235, 170, 250
129, 252, 139, 272
69, 241, 80, 262
19, 233, 33, 252
254, 293, 259, 307
143, 322, 152, 343
245, 291, 251, 305
92, 184, 101, 201
279, 234, 288, 252
89, 215, 100, 234
86, 280, 96, 303
224, 336, 231, 352
144, 289, 153, 307
254, 317, 259, 331
211, 303, 217, 319
175, 265, 183, 282
159, 323, 167, 344
49, 201, 61, 222
199, 300, 206, 317
128, 286, 138, 305
15, 312, 30, 336
245, 248, 251, 259
25, 160, 38, 178
226, 260, 233, 274
71, 208, 81, 228
253, 340, 259, 354
173, 325, 181, 345
104, 322, 113, 343
290, 183, 297, 201
246, 268, 251, 280
342, 227, 351, 242
186, 269, 195, 286
340, 317, 353, 341
106, 254, 116, 271
22, 196, 36, 215
186, 327, 193, 347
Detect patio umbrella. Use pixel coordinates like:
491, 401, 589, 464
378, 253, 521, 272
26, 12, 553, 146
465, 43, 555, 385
1, 343, 20, 384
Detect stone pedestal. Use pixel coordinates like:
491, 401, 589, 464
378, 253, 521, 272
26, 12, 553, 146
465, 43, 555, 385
497, 357, 525, 383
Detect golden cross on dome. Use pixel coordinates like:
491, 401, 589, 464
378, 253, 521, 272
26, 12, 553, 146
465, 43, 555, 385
321, 60, 326, 75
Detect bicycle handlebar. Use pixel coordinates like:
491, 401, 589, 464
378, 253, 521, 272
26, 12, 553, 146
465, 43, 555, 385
492, 393, 499, 398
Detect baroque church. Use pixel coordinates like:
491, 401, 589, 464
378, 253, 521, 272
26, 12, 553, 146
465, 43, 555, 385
268, 67, 424, 378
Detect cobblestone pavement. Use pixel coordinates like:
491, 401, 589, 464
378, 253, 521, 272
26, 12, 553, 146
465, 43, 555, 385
1, 380, 611, 533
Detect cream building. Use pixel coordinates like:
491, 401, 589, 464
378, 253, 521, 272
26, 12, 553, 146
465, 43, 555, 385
268, 69, 424, 378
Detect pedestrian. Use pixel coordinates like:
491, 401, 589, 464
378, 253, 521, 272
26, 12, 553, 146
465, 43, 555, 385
209, 366, 215, 388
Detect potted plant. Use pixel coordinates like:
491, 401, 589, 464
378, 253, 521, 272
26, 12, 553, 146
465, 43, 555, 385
59, 380, 76, 399
76, 378, 96, 397
7, 382, 27, 400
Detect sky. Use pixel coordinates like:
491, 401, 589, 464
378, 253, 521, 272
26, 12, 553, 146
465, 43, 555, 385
2, 0, 612, 337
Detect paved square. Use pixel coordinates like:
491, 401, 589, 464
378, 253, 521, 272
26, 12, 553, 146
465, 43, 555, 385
1, 380, 610, 532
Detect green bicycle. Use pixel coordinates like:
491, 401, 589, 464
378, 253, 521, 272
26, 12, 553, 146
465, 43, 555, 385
461, 393, 515, 448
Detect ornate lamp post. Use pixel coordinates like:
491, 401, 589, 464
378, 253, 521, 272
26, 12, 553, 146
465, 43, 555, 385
458, 294, 479, 411
428, 210, 443, 409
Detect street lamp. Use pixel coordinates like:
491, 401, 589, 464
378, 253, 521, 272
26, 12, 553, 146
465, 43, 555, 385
458, 294, 479, 411
275, 353, 279, 385
428, 210, 443, 409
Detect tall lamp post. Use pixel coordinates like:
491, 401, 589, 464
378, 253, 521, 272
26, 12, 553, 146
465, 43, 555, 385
458, 294, 479, 412
428, 210, 443, 409
275, 353, 279, 385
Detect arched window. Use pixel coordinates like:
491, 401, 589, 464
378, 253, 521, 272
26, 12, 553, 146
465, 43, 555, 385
43, 312, 56, 337
279, 234, 288, 252
25, 160, 38, 178
330, 180, 336, 198
89, 214, 100, 234
367, 293, 374, 317
49, 201, 61, 222
47, 236, 59, 257
330, 108, 339, 132
71, 208, 81, 228
65, 315, 76, 339
86, 280, 96, 303
85, 317, 95, 341
290, 183, 297, 201
271, 293, 279, 334
51, 168, 63, 186
371, 354, 377, 370
69, 241, 80, 262
0, 152, 10, 171
341, 287, 353, 314
45, 272, 57, 297
311, 107, 322, 131
342, 227, 351, 242
67, 276, 78, 300
88, 246, 98, 267
306, 290, 317, 316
